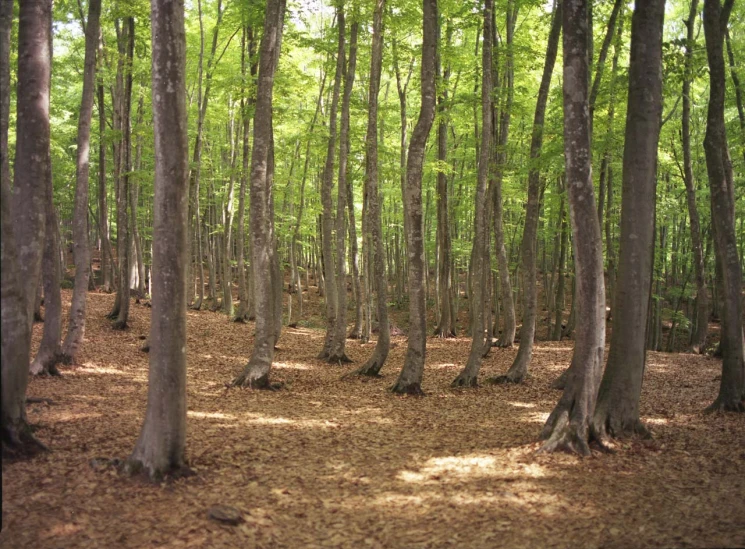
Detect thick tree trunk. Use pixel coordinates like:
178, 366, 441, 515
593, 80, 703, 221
391, 0, 437, 395
329, 21, 358, 363
318, 8, 344, 360
540, 0, 606, 455
591, 0, 665, 441
350, 0, 389, 377
493, 0, 561, 385
61, 0, 101, 363
451, 0, 494, 387
701, 0, 744, 412
126, 0, 190, 481
231, 0, 285, 388
682, 0, 708, 354
2, 0, 51, 456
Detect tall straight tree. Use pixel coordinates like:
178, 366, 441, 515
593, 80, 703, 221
318, 6, 344, 361
126, 0, 191, 480
329, 19, 358, 363
349, 0, 388, 377
451, 0, 494, 387
681, 0, 708, 354
540, 0, 605, 455
391, 0, 437, 395
231, 0, 286, 388
591, 0, 665, 440
493, 0, 562, 385
701, 0, 744, 412
61, 0, 102, 364
2, 0, 51, 454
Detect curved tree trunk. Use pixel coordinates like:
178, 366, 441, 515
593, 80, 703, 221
540, 0, 606, 455
591, 0, 665, 441
493, 0, 561, 385
2, 0, 51, 456
329, 20, 358, 363
451, 0, 494, 387
61, 0, 101, 364
126, 0, 190, 481
701, 0, 744, 412
231, 0, 285, 389
391, 0, 437, 395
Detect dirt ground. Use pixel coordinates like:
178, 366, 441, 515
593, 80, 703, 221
2, 289, 744, 548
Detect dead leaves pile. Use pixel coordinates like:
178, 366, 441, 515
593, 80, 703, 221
1, 290, 744, 548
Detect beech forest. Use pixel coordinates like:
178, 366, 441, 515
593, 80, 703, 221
1, 0, 745, 546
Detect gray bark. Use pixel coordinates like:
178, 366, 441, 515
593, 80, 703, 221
391, 0, 437, 395
591, 0, 666, 440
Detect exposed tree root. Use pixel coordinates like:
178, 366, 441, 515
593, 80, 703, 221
487, 372, 525, 385
539, 407, 592, 456
390, 381, 425, 396
2, 422, 48, 461
327, 353, 352, 365
451, 373, 478, 388
704, 397, 745, 413
230, 370, 282, 390
123, 457, 194, 483
111, 320, 128, 331
590, 416, 651, 444
30, 362, 62, 377
26, 397, 56, 405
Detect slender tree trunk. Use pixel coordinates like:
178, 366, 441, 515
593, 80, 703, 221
701, 0, 744, 412
451, 0, 494, 387
494, 0, 561, 385
231, 0, 285, 388
61, 0, 101, 363
591, 0, 665, 440
318, 7, 344, 360
725, 30, 745, 166
552, 182, 567, 340
391, 0, 437, 395
540, 0, 606, 455
350, 0, 389, 377
2, 0, 51, 455
329, 20, 358, 363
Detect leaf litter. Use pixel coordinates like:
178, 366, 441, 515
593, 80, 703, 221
1, 289, 744, 548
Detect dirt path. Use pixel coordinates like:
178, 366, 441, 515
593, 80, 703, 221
2, 291, 744, 548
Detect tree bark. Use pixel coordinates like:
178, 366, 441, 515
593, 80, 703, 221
701, 0, 744, 412
540, 0, 606, 455
492, 0, 561, 385
2, 0, 51, 456
231, 0, 285, 388
591, 0, 665, 440
451, 0, 494, 387
391, 0, 437, 395
329, 20, 358, 363
126, 0, 191, 481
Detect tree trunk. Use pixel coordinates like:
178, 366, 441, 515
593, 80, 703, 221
126, 0, 190, 480
552, 184, 567, 341
451, 0, 494, 387
540, 0, 606, 455
318, 7, 344, 360
350, 0, 389, 377
681, 0, 708, 354
591, 0, 665, 440
60, 0, 101, 363
701, 0, 744, 412
493, 0, 561, 385
2, 0, 50, 456
231, 0, 285, 389
96, 71, 115, 292
329, 20, 358, 363
725, 30, 745, 166
391, 0, 437, 395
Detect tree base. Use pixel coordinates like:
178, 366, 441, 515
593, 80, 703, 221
230, 370, 282, 390
487, 372, 525, 385
451, 372, 478, 388
551, 368, 570, 390
30, 362, 62, 377
590, 415, 651, 443
2, 421, 48, 461
111, 320, 128, 331
704, 397, 745, 413
390, 381, 425, 396
123, 457, 194, 483
327, 353, 352, 365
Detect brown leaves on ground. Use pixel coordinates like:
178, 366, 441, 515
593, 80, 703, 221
2, 290, 744, 548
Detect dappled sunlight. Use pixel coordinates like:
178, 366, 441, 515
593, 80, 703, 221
242, 412, 340, 429
396, 454, 548, 485
508, 401, 536, 409
188, 411, 237, 420
431, 362, 458, 370
520, 412, 551, 424
273, 361, 312, 370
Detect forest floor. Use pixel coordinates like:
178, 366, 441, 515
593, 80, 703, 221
2, 289, 745, 549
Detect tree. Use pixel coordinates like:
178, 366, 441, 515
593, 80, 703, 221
61, 0, 102, 364
492, 0, 562, 385
391, 0, 437, 395
701, 0, 744, 412
451, 0, 494, 388
539, 0, 605, 455
231, 0, 286, 389
349, 0, 389, 377
2, 0, 52, 455
591, 0, 666, 440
